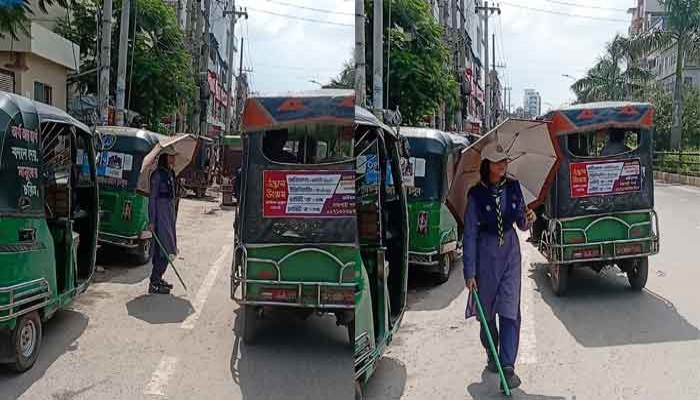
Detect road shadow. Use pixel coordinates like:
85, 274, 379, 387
93, 255, 151, 285
531, 263, 700, 347
125, 294, 193, 324
406, 257, 465, 311
230, 307, 352, 400
361, 357, 407, 400
0, 310, 89, 399
467, 369, 567, 400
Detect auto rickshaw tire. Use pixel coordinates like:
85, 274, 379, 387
355, 380, 363, 400
134, 239, 152, 265
627, 257, 649, 291
242, 305, 259, 345
9, 311, 42, 373
550, 263, 569, 297
435, 253, 452, 284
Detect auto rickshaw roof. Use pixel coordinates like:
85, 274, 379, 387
241, 89, 354, 133
354, 106, 397, 139
222, 135, 241, 145
0, 90, 91, 134
400, 126, 470, 155
546, 101, 654, 136
96, 126, 166, 144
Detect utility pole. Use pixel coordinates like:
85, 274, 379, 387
355, 0, 366, 106
234, 37, 245, 130
223, 0, 248, 134
372, 0, 383, 113
98, 0, 113, 125
452, 0, 461, 131
504, 86, 512, 116
476, 1, 500, 130
198, 0, 212, 138
191, 0, 202, 134
115, 0, 130, 126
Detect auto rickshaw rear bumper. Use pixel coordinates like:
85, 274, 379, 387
231, 246, 355, 309
0, 278, 51, 324
98, 231, 151, 249
408, 241, 459, 266
539, 210, 660, 264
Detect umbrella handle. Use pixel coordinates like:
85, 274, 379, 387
472, 288, 511, 396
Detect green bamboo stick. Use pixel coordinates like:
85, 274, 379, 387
472, 288, 511, 396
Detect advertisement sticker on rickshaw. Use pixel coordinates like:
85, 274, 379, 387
262, 170, 355, 217
101, 132, 117, 150
570, 158, 642, 198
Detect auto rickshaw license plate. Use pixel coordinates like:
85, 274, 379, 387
617, 243, 642, 256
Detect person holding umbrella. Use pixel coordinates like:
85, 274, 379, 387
148, 149, 179, 294
463, 141, 537, 390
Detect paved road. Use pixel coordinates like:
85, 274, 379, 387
364, 183, 700, 400
0, 197, 352, 400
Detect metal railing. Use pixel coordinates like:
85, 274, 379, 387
653, 151, 700, 177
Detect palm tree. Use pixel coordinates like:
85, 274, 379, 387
571, 35, 652, 104
627, 0, 700, 149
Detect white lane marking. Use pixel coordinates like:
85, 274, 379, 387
518, 234, 538, 365
144, 355, 178, 397
180, 244, 233, 330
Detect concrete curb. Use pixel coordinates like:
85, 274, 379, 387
655, 171, 700, 187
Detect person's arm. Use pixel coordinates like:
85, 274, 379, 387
148, 171, 160, 230
463, 194, 479, 281
514, 182, 533, 232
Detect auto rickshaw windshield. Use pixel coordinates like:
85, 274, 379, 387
262, 123, 354, 164
567, 128, 640, 158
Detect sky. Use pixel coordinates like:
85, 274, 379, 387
236, 0, 354, 95
238, 0, 636, 110
496, 0, 636, 112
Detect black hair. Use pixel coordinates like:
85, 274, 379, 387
480, 159, 491, 184
158, 153, 170, 168
610, 129, 626, 143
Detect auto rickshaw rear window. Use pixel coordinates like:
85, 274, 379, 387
567, 128, 639, 158
262, 123, 353, 164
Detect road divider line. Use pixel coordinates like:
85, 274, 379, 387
519, 235, 539, 365
144, 355, 178, 397
180, 244, 233, 330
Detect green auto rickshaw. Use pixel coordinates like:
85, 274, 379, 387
536, 102, 660, 296
401, 127, 469, 283
354, 107, 409, 398
95, 127, 165, 264
220, 134, 242, 207
0, 91, 98, 371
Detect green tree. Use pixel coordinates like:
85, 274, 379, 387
324, 59, 354, 89
0, 0, 67, 39
365, 0, 458, 125
55, 0, 195, 129
572, 35, 652, 103
627, 0, 700, 149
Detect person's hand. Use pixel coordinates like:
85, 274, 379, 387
526, 208, 537, 224
148, 223, 155, 232
466, 278, 477, 292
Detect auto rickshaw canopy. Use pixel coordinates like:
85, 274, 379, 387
241, 89, 354, 133
400, 127, 470, 155
546, 101, 654, 136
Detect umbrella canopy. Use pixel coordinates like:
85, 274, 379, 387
446, 118, 561, 224
136, 133, 198, 195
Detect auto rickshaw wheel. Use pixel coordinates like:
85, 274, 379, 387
435, 253, 452, 284
627, 257, 649, 291
549, 263, 569, 297
9, 311, 42, 373
241, 305, 259, 345
134, 239, 152, 265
